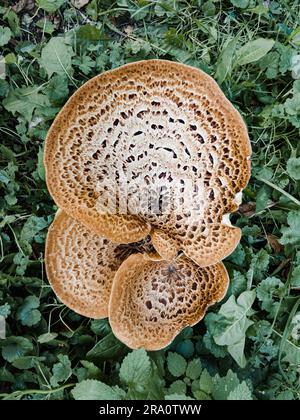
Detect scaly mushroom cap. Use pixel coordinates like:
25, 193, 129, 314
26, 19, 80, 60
109, 253, 229, 350
45, 60, 251, 265
45, 210, 137, 318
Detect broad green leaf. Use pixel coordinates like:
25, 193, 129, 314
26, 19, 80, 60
228, 340, 247, 368
80, 360, 101, 379
4, 10, 20, 36
124, 0, 151, 20
199, 369, 213, 395
0, 144, 15, 161
119, 349, 151, 386
277, 42, 294, 74
167, 380, 187, 396
202, 1, 216, 16
175, 339, 194, 358
73, 55, 95, 75
214, 291, 256, 345
13, 252, 29, 274
37, 147, 46, 181
212, 291, 256, 367
185, 359, 202, 380
259, 51, 279, 79
0, 336, 33, 363
287, 157, 300, 180
19, 215, 51, 254
125, 39, 151, 56
77, 24, 102, 41
50, 354, 72, 387
87, 332, 127, 362
231, 271, 247, 296
235, 38, 275, 66
256, 277, 285, 316
72, 379, 121, 400
280, 210, 300, 245
212, 370, 240, 400
293, 80, 300, 93
0, 79, 9, 97
215, 38, 238, 84
284, 83, 300, 128
282, 340, 300, 365
291, 314, 300, 339
167, 352, 187, 377
277, 390, 294, 400
37, 0, 66, 12
291, 54, 300, 79
0, 26, 12, 47
290, 266, 300, 288
4, 52, 16, 64
38, 332, 58, 343
230, 0, 249, 7
36, 18, 55, 35
0, 367, 15, 383
256, 185, 271, 213
255, 249, 270, 273
12, 356, 45, 370
2, 86, 49, 122
247, 249, 270, 283
228, 382, 253, 400
90, 319, 111, 336
46, 74, 69, 104
226, 244, 245, 265
0, 303, 11, 318
40, 37, 74, 78
202, 329, 228, 358
16, 296, 41, 327
248, 4, 269, 15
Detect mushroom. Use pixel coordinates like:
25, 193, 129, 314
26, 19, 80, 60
109, 253, 229, 350
45, 210, 138, 318
44, 60, 251, 266
45, 211, 229, 349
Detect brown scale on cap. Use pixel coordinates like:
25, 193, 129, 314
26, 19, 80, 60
45, 59, 251, 266
45, 210, 154, 318
109, 253, 229, 350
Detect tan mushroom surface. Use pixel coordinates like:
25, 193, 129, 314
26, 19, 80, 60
45, 210, 143, 318
45, 59, 251, 266
109, 253, 229, 350
45, 211, 229, 349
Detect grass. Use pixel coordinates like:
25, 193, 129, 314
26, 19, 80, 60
0, 0, 300, 400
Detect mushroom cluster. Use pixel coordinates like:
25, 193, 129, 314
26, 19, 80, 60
44, 60, 251, 350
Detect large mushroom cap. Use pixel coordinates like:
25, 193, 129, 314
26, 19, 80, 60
45, 59, 251, 265
109, 253, 229, 350
45, 210, 136, 318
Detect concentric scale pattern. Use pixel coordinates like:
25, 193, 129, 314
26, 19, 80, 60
109, 253, 229, 350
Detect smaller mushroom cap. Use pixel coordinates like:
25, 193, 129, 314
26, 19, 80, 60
109, 253, 229, 350
45, 210, 135, 318
150, 223, 242, 266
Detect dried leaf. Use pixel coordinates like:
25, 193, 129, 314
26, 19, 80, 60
71, 0, 89, 9
266, 234, 283, 253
